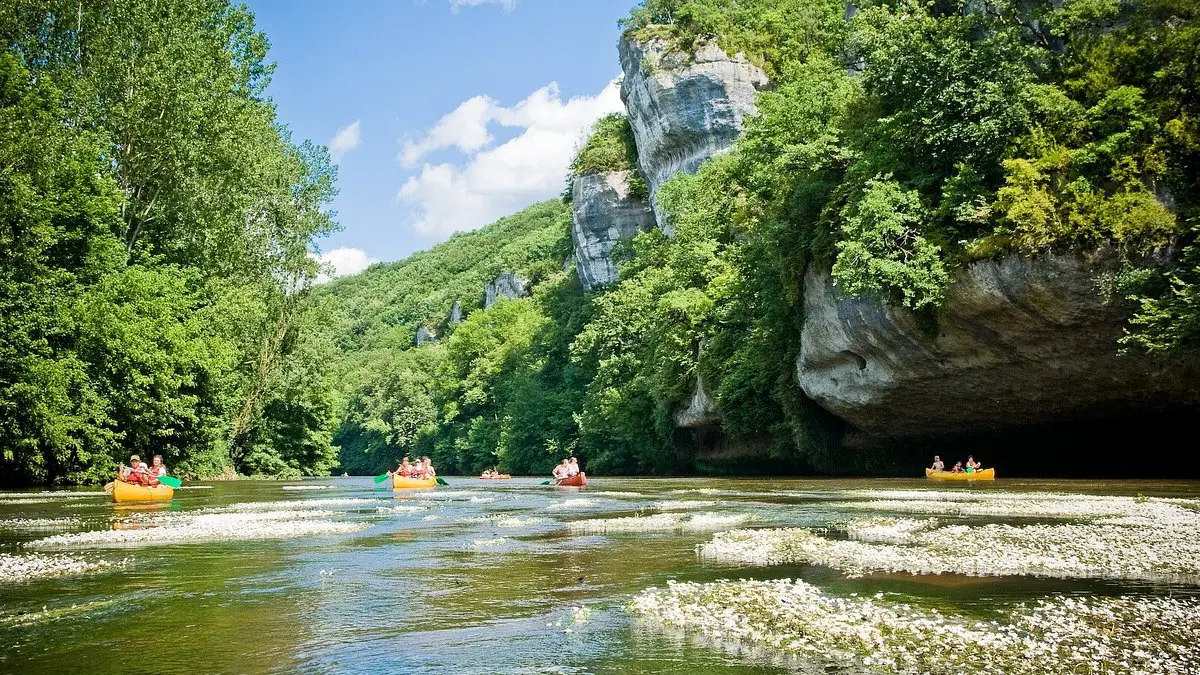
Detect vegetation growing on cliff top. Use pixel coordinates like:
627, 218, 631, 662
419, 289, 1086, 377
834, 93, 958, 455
571, 114, 642, 177
566, 114, 649, 203
621, 0, 850, 80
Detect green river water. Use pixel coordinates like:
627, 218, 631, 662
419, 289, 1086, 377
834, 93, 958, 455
1, 476, 1198, 674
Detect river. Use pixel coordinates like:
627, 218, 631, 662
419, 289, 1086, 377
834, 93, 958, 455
2, 476, 1198, 674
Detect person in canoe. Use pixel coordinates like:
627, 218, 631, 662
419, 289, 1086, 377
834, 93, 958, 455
965, 456, 981, 473
389, 457, 414, 478
119, 455, 152, 485
951, 461, 965, 473
567, 457, 580, 477
147, 455, 168, 486
551, 459, 570, 484
412, 457, 436, 479
931, 456, 945, 472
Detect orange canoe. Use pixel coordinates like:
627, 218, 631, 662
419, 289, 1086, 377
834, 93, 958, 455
557, 472, 587, 487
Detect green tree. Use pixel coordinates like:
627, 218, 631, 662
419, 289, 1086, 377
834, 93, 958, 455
0, 1, 340, 484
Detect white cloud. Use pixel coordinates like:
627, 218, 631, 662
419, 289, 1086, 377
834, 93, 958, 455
450, 0, 517, 13
329, 121, 361, 163
399, 96, 494, 167
314, 247, 378, 284
397, 80, 623, 237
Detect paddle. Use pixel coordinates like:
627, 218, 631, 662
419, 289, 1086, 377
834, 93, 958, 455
154, 475, 182, 488
435, 477, 449, 486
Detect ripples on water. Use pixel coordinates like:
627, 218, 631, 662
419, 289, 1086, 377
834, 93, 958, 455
1, 477, 1199, 673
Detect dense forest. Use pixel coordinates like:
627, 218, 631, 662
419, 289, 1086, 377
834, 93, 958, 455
0, 0, 340, 485
4, 0, 1197, 484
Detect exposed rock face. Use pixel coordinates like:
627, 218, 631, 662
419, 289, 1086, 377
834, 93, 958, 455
415, 325, 436, 346
675, 374, 721, 429
619, 35, 768, 234
797, 250, 1200, 444
449, 300, 462, 325
571, 171, 656, 290
485, 273, 528, 308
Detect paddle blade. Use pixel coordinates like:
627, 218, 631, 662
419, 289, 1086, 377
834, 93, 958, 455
540, 480, 552, 485
435, 477, 449, 486
156, 475, 182, 488
373, 473, 391, 484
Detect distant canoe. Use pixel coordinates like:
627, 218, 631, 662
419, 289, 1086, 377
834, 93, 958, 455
392, 475, 437, 489
926, 468, 995, 481
479, 475, 511, 480
107, 481, 174, 502
557, 472, 587, 487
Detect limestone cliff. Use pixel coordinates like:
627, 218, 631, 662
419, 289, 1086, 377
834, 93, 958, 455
415, 325, 436, 346
619, 35, 768, 234
797, 250, 1200, 445
485, 273, 529, 308
674, 374, 721, 429
571, 171, 656, 290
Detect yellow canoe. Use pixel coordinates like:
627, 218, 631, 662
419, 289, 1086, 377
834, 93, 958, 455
107, 480, 175, 502
926, 467, 995, 481
392, 475, 437, 489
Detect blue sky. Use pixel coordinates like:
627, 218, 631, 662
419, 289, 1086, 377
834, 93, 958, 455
245, 0, 636, 278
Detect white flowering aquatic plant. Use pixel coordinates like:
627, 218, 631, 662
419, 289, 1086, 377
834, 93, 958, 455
569, 512, 756, 534
467, 537, 508, 549
630, 578, 1200, 674
696, 493, 1200, 583
203, 498, 382, 512
547, 499, 604, 510
652, 500, 719, 510
828, 493, 1200, 520
0, 552, 122, 583
376, 505, 430, 514
842, 517, 937, 544
25, 510, 366, 548
0, 517, 81, 532
494, 516, 546, 528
